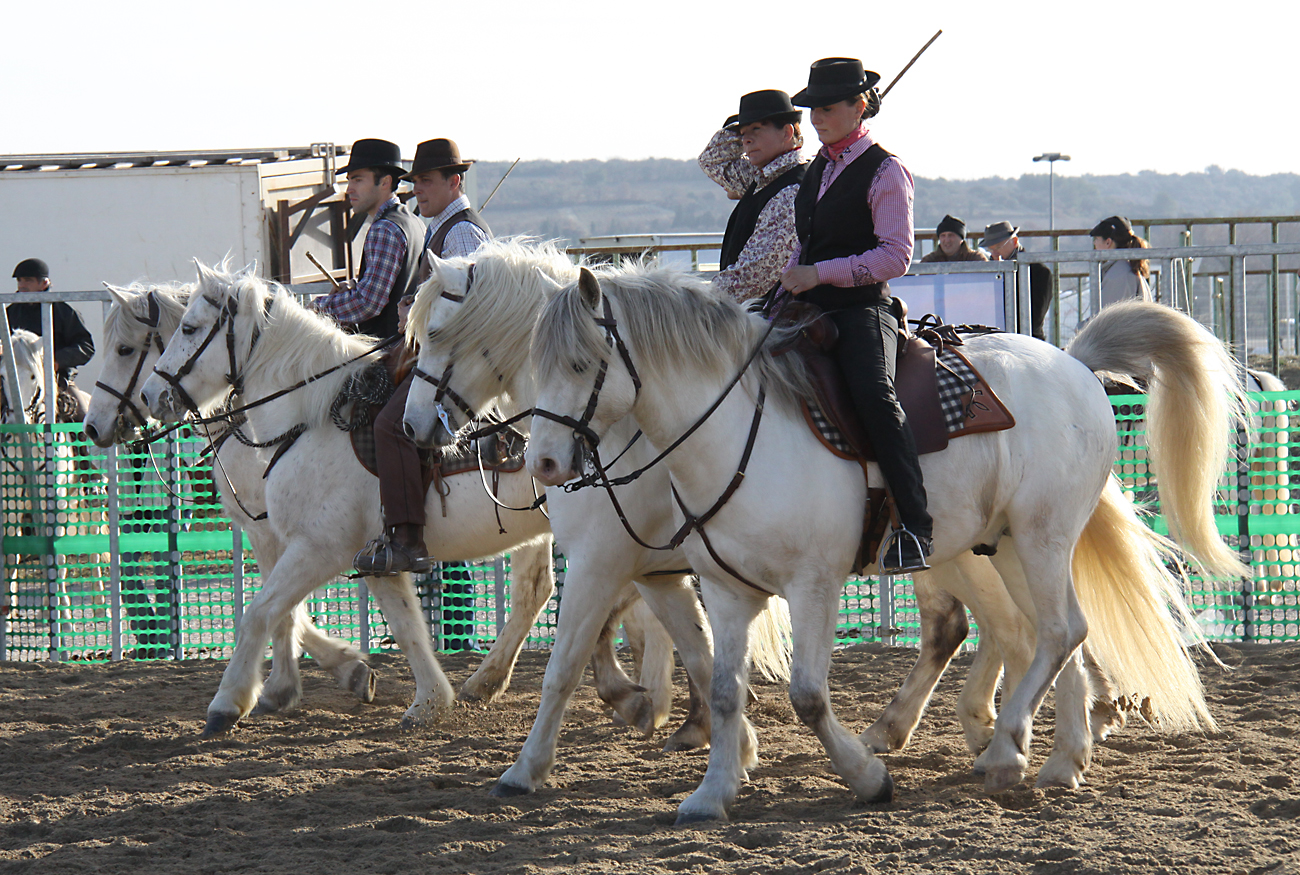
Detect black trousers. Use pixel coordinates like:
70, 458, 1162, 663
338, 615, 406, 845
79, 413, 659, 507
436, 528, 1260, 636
824, 300, 933, 539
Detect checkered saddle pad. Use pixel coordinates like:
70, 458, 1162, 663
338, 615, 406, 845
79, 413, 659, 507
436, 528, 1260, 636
803, 336, 1015, 461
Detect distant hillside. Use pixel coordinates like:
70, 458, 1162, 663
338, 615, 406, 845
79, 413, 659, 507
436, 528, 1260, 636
470, 159, 1300, 246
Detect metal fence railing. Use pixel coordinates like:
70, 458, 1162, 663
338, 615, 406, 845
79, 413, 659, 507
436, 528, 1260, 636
3, 389, 1298, 663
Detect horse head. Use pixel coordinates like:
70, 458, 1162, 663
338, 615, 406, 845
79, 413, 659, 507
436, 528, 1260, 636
0, 329, 46, 425
84, 282, 190, 446
141, 260, 265, 422
403, 239, 575, 450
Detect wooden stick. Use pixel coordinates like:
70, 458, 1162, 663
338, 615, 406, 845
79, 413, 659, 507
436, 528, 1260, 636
881, 29, 943, 100
480, 158, 521, 212
306, 251, 341, 290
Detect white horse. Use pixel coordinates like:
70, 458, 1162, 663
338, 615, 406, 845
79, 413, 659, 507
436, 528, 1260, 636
526, 264, 1247, 822
86, 282, 379, 706
1, 329, 48, 425
139, 263, 558, 735
401, 240, 791, 762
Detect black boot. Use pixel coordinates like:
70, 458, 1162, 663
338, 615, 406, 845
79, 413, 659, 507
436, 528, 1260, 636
879, 528, 932, 575
354, 524, 434, 576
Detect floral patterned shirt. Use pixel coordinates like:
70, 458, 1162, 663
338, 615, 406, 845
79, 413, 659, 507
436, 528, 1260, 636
699, 129, 805, 302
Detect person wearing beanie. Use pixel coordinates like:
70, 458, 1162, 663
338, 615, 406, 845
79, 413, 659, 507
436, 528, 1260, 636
699, 90, 807, 302
778, 57, 931, 574
9, 258, 96, 417
1090, 215, 1151, 307
921, 214, 987, 263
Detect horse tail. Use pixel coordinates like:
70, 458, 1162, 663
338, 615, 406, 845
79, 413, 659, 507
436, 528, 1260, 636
1072, 476, 1217, 732
1066, 300, 1250, 579
749, 595, 792, 683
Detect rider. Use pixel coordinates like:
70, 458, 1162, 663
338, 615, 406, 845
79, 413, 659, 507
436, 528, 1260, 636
309, 138, 430, 575
698, 89, 806, 303
9, 258, 96, 420
347, 138, 492, 576
779, 57, 932, 574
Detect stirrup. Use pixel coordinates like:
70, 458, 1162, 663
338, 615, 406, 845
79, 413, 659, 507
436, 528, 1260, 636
353, 533, 433, 577
878, 527, 932, 575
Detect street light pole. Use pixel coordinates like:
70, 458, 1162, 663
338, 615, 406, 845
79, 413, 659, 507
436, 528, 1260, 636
1032, 152, 1071, 231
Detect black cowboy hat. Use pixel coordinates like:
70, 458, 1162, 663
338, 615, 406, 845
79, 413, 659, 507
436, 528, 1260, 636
981, 221, 1019, 248
726, 90, 802, 130
792, 58, 881, 108
336, 138, 407, 179
403, 138, 474, 180
12, 258, 49, 279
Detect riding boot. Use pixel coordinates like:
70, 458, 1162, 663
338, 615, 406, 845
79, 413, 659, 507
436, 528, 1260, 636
354, 524, 434, 576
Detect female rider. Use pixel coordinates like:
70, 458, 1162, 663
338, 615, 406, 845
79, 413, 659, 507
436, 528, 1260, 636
779, 57, 931, 574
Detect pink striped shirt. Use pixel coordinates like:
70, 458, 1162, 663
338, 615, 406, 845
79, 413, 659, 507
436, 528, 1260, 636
787, 123, 915, 287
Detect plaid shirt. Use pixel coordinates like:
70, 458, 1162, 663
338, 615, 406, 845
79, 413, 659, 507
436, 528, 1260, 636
313, 197, 409, 324
698, 128, 803, 302
787, 123, 914, 287
423, 194, 491, 258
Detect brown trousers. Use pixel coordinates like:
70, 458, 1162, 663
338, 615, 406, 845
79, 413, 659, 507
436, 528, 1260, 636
374, 373, 425, 527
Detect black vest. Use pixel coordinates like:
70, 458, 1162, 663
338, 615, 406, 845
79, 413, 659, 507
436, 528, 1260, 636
356, 201, 426, 338
427, 207, 492, 258
718, 162, 806, 271
794, 143, 894, 311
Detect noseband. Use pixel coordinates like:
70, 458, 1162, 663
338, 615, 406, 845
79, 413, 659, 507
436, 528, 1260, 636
152, 291, 270, 415
95, 290, 167, 431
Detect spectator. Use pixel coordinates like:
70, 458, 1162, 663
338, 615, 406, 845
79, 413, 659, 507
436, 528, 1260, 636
1091, 215, 1151, 307
9, 257, 95, 419
699, 90, 806, 303
981, 221, 1052, 341
921, 215, 987, 263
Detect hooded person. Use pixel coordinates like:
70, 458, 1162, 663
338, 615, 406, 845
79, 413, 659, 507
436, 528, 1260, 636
920, 214, 987, 263
1090, 215, 1151, 307
778, 57, 931, 573
698, 90, 807, 302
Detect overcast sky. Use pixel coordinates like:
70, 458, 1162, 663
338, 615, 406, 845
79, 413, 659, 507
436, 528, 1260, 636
5, 0, 1295, 181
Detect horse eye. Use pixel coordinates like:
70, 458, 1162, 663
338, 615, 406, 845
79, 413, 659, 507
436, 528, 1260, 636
117, 345, 134, 356
181, 324, 197, 336
572, 361, 588, 374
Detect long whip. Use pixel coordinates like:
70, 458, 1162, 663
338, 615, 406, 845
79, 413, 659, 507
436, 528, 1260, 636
479, 158, 521, 212
880, 29, 943, 99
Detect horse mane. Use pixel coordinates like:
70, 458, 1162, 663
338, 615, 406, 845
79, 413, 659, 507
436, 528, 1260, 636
407, 237, 577, 387
102, 280, 193, 343
7, 329, 44, 375
195, 263, 380, 431
532, 262, 816, 410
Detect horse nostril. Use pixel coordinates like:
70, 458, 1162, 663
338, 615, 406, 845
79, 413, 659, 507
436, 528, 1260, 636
403, 421, 416, 440
84, 422, 99, 441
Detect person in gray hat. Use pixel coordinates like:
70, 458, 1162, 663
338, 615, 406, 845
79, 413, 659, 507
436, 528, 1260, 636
699, 90, 807, 302
982, 221, 1052, 341
921, 214, 986, 263
779, 57, 930, 574
9, 258, 95, 418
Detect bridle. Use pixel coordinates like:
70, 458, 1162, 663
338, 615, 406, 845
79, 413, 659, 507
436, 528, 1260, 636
410, 263, 488, 436
152, 290, 269, 416
0, 375, 43, 425
95, 290, 167, 433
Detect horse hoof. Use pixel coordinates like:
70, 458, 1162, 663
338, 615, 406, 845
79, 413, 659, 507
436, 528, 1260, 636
458, 677, 506, 705
200, 711, 240, 739
864, 771, 894, 804
249, 699, 276, 717
348, 663, 377, 704
662, 724, 709, 753
984, 766, 1024, 794
675, 809, 726, 827
490, 780, 531, 798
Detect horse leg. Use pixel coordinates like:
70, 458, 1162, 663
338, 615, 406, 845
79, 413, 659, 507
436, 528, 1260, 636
250, 604, 306, 716
492, 570, 631, 796
297, 605, 376, 704
364, 573, 454, 730
630, 598, 676, 732
459, 538, 555, 704
1082, 643, 1124, 742
676, 580, 766, 825
588, 589, 653, 733
634, 575, 715, 752
977, 536, 1088, 793
1037, 647, 1093, 789
203, 542, 335, 737
861, 567, 968, 754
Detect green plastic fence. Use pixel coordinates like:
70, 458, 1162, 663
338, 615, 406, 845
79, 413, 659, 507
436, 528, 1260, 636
2, 390, 1298, 663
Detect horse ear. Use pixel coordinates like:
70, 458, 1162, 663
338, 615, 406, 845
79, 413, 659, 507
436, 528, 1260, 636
427, 251, 452, 284
577, 267, 602, 311
194, 259, 216, 288
104, 283, 133, 309
532, 268, 565, 294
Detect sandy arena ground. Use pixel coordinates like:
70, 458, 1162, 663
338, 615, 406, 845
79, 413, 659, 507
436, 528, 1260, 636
1, 641, 1297, 874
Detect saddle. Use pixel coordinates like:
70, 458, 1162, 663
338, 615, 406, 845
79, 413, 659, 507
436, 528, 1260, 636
775, 302, 1016, 573
343, 348, 527, 512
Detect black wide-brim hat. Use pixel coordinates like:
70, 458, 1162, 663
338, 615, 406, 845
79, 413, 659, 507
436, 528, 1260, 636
792, 57, 881, 107
726, 90, 802, 130
336, 138, 407, 179
981, 221, 1019, 248
403, 138, 474, 180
